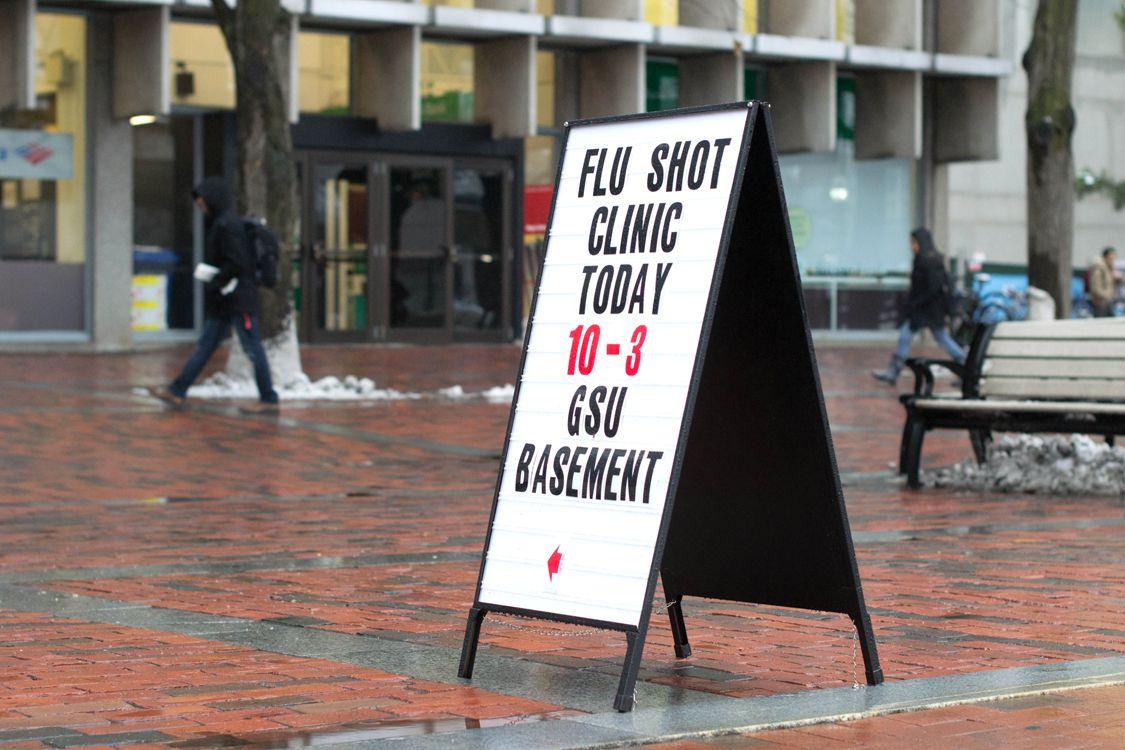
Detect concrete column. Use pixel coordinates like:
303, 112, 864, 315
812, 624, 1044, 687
767, 62, 836, 153
476, 0, 535, 10
679, 51, 744, 108
578, 0, 643, 21
475, 35, 536, 138
933, 76, 999, 162
353, 26, 421, 131
555, 50, 581, 125
579, 44, 645, 118
937, 0, 999, 57
113, 7, 170, 120
0, 0, 36, 112
854, 0, 920, 49
89, 15, 134, 351
854, 71, 921, 159
679, 0, 741, 31
764, 0, 835, 39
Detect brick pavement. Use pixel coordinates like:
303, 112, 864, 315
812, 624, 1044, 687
648, 685, 1125, 748
0, 611, 570, 747
0, 342, 1122, 747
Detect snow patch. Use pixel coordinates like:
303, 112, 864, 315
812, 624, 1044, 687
437, 384, 514, 402
481, 384, 515, 403
187, 372, 419, 401
925, 434, 1125, 495
173, 375, 516, 403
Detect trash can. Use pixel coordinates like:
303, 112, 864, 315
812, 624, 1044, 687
132, 247, 178, 332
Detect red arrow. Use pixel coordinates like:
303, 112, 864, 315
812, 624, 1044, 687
547, 546, 562, 581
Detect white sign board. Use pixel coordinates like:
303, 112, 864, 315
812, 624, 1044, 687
478, 107, 751, 627
0, 129, 74, 180
131, 274, 168, 332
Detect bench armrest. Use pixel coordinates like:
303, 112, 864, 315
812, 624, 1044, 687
904, 358, 970, 397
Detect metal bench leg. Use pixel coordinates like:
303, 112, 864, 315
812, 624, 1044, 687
899, 410, 915, 475
969, 429, 992, 464
904, 417, 926, 489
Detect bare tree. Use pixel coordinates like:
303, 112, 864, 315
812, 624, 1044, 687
211, 0, 302, 380
1023, 0, 1079, 317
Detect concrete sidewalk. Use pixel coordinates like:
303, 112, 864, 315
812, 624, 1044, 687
0, 343, 1121, 748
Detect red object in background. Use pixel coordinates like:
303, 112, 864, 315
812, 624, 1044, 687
524, 185, 553, 235
547, 546, 562, 581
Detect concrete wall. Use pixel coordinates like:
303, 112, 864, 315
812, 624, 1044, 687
939, 0, 1125, 272
353, 26, 421, 131
113, 7, 170, 120
475, 35, 536, 138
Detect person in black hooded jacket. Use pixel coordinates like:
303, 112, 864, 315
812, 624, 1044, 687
872, 228, 966, 384
153, 176, 280, 412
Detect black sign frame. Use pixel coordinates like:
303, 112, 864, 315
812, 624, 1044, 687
458, 102, 882, 712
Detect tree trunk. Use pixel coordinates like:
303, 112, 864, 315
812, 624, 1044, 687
1023, 0, 1078, 318
212, 0, 303, 384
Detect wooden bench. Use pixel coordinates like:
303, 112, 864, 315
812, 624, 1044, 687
898, 318, 1125, 488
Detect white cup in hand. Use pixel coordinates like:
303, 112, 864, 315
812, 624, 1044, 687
193, 263, 219, 282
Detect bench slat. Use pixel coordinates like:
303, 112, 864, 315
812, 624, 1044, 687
986, 339, 1125, 358
984, 358, 1125, 379
980, 377, 1125, 400
993, 319, 1125, 340
914, 398, 1125, 414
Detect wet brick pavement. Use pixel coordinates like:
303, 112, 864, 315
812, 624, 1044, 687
0, 342, 1122, 748
648, 684, 1125, 748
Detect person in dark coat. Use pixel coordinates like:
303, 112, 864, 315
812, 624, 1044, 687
153, 176, 280, 412
872, 228, 966, 384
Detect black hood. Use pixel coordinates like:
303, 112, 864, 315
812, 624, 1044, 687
192, 176, 235, 216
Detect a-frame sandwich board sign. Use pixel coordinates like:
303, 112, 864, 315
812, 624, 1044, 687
459, 101, 883, 713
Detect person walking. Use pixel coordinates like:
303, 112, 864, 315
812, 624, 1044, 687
872, 228, 966, 384
1088, 246, 1119, 318
152, 176, 280, 413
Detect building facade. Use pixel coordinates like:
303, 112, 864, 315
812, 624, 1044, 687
941, 0, 1125, 280
0, 0, 1019, 349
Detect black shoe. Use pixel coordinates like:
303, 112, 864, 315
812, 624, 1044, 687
871, 369, 897, 384
149, 386, 186, 408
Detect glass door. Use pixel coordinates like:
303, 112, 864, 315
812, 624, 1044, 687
303, 157, 376, 343
385, 160, 451, 341
452, 162, 511, 340
297, 153, 514, 344
380, 157, 512, 343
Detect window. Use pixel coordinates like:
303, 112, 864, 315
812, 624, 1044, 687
170, 22, 235, 110
645, 0, 677, 26
0, 13, 88, 332
421, 42, 474, 123
778, 75, 916, 278
299, 32, 350, 115
646, 58, 679, 113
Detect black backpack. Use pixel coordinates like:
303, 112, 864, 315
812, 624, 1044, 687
243, 217, 280, 288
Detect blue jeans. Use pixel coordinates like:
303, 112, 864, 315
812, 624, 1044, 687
893, 320, 966, 369
170, 314, 279, 403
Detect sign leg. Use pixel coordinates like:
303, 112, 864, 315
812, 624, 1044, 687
662, 582, 692, 658
458, 607, 487, 679
850, 610, 884, 685
666, 598, 692, 658
613, 631, 645, 712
